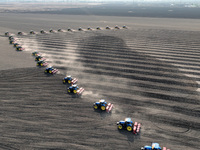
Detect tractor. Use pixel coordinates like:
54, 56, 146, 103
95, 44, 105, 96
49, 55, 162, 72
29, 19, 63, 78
67, 84, 84, 95
30, 30, 36, 34
49, 29, 56, 33
13, 43, 20, 48
96, 26, 101, 30
63, 75, 78, 84
40, 30, 47, 34
114, 25, 120, 29
87, 27, 92, 31
44, 66, 58, 74
106, 26, 111, 30
37, 60, 48, 67
35, 55, 45, 61
16, 46, 24, 51
117, 118, 141, 134
93, 99, 113, 113
18, 31, 24, 35
32, 51, 41, 57
141, 143, 170, 150
5, 32, 10, 36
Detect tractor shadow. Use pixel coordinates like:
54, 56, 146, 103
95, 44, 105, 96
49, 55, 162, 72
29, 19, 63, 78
93, 109, 112, 119
117, 129, 140, 142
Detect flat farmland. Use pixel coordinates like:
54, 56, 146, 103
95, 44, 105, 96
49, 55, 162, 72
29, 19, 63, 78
0, 13, 200, 150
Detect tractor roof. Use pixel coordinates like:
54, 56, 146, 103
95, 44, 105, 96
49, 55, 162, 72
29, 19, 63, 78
152, 143, 160, 149
99, 99, 105, 103
72, 84, 77, 87
125, 118, 132, 122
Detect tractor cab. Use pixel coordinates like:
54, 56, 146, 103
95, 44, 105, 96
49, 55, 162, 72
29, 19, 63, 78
68, 84, 80, 94
122, 25, 127, 29
96, 26, 101, 30
5, 32, 10, 36
78, 27, 83, 31
67, 75, 72, 78
16, 46, 23, 51
99, 99, 106, 104
125, 118, 133, 124
30, 30, 36, 34
152, 143, 161, 150
18, 32, 23, 35
68, 28, 72, 31
72, 84, 78, 89
13, 43, 20, 47
87, 27, 92, 30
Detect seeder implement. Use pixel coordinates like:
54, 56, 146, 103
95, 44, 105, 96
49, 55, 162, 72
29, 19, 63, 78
106, 103, 114, 113
163, 147, 170, 150
71, 78, 78, 84
133, 122, 141, 135
77, 87, 84, 95
51, 68, 58, 74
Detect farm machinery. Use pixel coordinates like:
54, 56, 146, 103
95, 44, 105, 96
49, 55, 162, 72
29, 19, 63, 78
35, 55, 45, 61
40, 30, 47, 34
63, 75, 78, 84
117, 118, 141, 134
16, 46, 24, 51
18, 31, 25, 35
93, 99, 113, 113
37, 60, 48, 67
141, 143, 170, 150
30, 30, 36, 34
44, 66, 58, 74
5, 32, 10, 36
49, 29, 56, 33
67, 84, 84, 95
32, 51, 41, 57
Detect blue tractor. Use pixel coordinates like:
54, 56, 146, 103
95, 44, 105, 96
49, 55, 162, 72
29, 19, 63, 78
93, 99, 107, 111
44, 66, 58, 74
117, 118, 133, 132
93, 99, 113, 113
67, 84, 79, 94
141, 143, 161, 150
67, 84, 84, 95
117, 118, 141, 134
5, 32, 10, 36
30, 30, 36, 34
13, 43, 20, 48
35, 55, 44, 61
63, 75, 78, 84
32, 51, 40, 57
37, 60, 48, 67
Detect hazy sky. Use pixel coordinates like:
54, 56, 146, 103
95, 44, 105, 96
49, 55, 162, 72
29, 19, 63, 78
0, 0, 198, 3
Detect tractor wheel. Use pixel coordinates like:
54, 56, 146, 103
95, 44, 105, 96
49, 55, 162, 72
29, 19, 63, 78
118, 125, 123, 130
49, 70, 52, 74
35, 58, 37, 61
41, 64, 43, 66
73, 90, 77, 94
127, 126, 132, 131
68, 80, 71, 84
68, 89, 71, 93
45, 70, 47, 73
37, 63, 39, 66
94, 105, 98, 110
101, 106, 106, 111
63, 80, 66, 84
